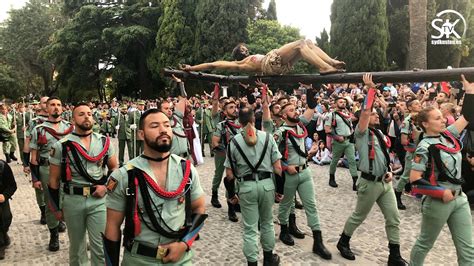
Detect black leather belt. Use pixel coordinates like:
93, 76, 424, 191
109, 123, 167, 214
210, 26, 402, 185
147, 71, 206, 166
38, 157, 49, 166
294, 164, 307, 173
63, 185, 96, 196
242, 172, 272, 181
126, 242, 169, 260
361, 172, 384, 182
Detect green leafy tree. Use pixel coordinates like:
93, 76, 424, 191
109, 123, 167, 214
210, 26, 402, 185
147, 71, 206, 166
386, 0, 409, 70
315, 28, 331, 55
331, 0, 389, 71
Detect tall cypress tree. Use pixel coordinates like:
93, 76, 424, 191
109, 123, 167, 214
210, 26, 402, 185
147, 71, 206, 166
266, 0, 277, 20
316, 28, 330, 55
330, 0, 389, 71
193, 0, 251, 64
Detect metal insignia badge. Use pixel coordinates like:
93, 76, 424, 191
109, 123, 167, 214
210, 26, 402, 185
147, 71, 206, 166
178, 196, 185, 204
414, 154, 422, 164
106, 177, 118, 192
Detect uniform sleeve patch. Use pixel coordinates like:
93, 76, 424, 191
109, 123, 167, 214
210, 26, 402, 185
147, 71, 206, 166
50, 147, 55, 157
106, 177, 118, 192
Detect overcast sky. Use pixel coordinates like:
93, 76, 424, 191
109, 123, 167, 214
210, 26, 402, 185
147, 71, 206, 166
0, 0, 333, 39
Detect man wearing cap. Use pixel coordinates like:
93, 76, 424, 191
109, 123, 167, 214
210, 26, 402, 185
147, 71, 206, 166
130, 101, 146, 157
0, 105, 16, 163
112, 105, 134, 166
325, 97, 358, 190
15, 103, 31, 166
108, 101, 119, 138
195, 100, 215, 157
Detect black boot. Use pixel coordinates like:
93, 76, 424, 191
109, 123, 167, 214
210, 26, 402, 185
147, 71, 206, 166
352, 176, 358, 191
48, 227, 60, 251
227, 201, 238, 222
388, 243, 408, 266
279, 224, 294, 246
58, 221, 67, 233
395, 191, 406, 210
247, 261, 257, 266
263, 250, 280, 266
0, 246, 4, 260
312, 230, 332, 260
234, 203, 241, 213
211, 192, 222, 208
3, 233, 10, 247
337, 232, 355, 260
4, 154, 10, 164
329, 174, 338, 187
40, 206, 46, 225
294, 197, 303, 209
9, 152, 17, 161
288, 213, 305, 239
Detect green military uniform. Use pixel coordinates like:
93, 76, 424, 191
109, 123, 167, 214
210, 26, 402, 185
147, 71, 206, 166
342, 125, 400, 244
26, 114, 48, 209
170, 110, 189, 158
0, 114, 14, 158
410, 125, 474, 265
99, 117, 114, 137
50, 132, 115, 265
396, 114, 422, 193
324, 110, 358, 185
15, 111, 31, 165
30, 120, 73, 230
108, 107, 119, 138
112, 110, 134, 166
61, 109, 72, 122
130, 108, 144, 158
212, 119, 241, 195
106, 154, 204, 265
275, 117, 321, 231
195, 107, 215, 156
224, 129, 281, 263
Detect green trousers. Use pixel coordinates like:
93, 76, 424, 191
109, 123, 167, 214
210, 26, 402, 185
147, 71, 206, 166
343, 178, 400, 244
17, 137, 26, 164
35, 187, 45, 207
396, 152, 413, 192
329, 139, 358, 177
135, 140, 144, 157
278, 168, 320, 230
122, 244, 193, 265
39, 165, 59, 229
3, 135, 17, 154
63, 193, 106, 266
118, 139, 133, 165
212, 152, 226, 193
410, 193, 474, 266
238, 178, 276, 262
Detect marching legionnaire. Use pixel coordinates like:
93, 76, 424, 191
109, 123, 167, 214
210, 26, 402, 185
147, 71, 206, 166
325, 96, 358, 190
336, 74, 407, 265
48, 103, 118, 265
103, 109, 207, 265
15, 103, 31, 166
395, 99, 423, 210
30, 97, 73, 251
130, 100, 146, 157
23, 97, 49, 225
112, 105, 134, 167
195, 100, 215, 157
409, 75, 474, 265
211, 86, 242, 221
274, 88, 332, 260
109, 101, 119, 138
0, 105, 16, 163
261, 82, 305, 242
225, 107, 283, 266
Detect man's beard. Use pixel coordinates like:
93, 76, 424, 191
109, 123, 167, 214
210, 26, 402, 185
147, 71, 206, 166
227, 112, 238, 120
287, 116, 300, 123
146, 134, 172, 153
51, 113, 60, 118
77, 122, 92, 131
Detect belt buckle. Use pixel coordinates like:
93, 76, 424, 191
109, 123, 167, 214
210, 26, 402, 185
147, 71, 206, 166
83, 187, 91, 197
252, 173, 258, 181
156, 247, 168, 260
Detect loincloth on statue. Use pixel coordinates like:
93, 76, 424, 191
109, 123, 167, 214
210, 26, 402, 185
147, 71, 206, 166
260, 49, 292, 75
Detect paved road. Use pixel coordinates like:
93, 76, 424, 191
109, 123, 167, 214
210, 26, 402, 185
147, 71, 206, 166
2, 145, 469, 265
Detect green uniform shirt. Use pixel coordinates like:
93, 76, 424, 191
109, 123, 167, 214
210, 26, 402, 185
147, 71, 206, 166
274, 116, 310, 166
29, 120, 72, 160
355, 125, 390, 177
324, 111, 353, 137
224, 130, 281, 177
170, 110, 188, 156
213, 119, 241, 151
106, 154, 204, 247
411, 125, 462, 190
0, 114, 11, 137
112, 113, 132, 140
49, 133, 115, 187
400, 114, 422, 150
25, 115, 48, 138
15, 112, 31, 139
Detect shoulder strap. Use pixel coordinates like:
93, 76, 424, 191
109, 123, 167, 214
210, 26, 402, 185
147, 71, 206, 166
124, 167, 137, 248
181, 160, 193, 228
428, 145, 464, 185
369, 128, 391, 171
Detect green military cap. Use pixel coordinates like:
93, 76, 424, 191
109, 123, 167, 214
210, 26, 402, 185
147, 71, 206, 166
137, 100, 146, 105
120, 104, 128, 110
31, 100, 40, 105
